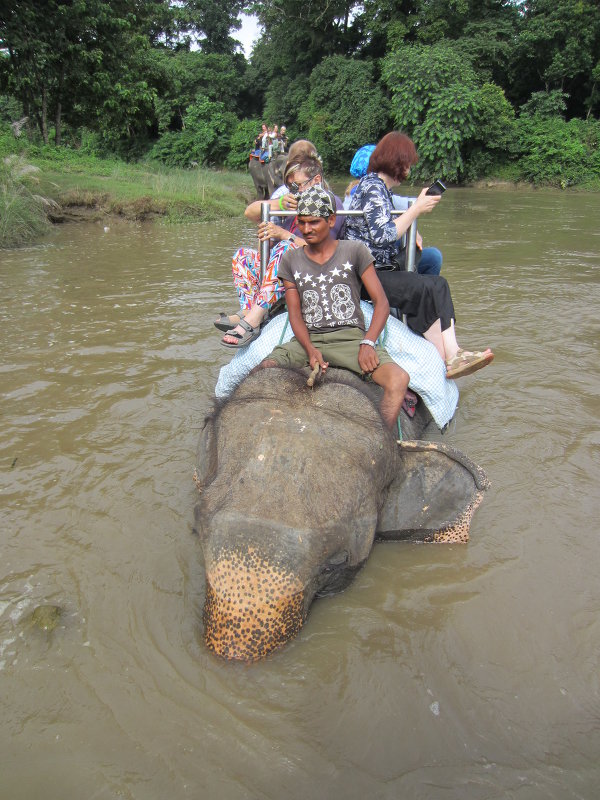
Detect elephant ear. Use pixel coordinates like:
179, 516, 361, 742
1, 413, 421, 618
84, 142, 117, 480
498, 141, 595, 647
377, 441, 490, 543
194, 413, 218, 489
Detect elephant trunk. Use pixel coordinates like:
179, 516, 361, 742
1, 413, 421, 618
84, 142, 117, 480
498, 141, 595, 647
203, 546, 306, 662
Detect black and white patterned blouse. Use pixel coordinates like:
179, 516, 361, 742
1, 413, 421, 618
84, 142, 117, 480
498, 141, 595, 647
344, 173, 399, 267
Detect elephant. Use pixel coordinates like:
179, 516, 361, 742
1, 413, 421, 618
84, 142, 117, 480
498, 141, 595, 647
248, 153, 288, 200
194, 367, 489, 663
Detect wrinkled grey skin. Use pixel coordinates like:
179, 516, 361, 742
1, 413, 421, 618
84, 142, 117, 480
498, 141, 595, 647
248, 154, 288, 200
194, 367, 489, 662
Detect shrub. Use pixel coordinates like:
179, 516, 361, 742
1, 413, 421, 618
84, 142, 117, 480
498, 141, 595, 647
150, 97, 237, 168
0, 95, 24, 125
514, 114, 600, 186
225, 118, 262, 170
384, 42, 517, 182
0, 155, 53, 248
297, 57, 390, 173
0, 126, 17, 159
412, 84, 478, 181
462, 84, 518, 181
520, 90, 568, 119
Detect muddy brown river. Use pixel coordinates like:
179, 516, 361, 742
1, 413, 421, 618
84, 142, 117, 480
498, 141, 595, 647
1, 186, 599, 799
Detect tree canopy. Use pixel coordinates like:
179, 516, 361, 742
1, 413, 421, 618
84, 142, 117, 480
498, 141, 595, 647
1, 0, 599, 184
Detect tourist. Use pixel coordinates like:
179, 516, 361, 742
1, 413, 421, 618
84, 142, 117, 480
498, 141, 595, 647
257, 184, 409, 430
216, 158, 344, 349
345, 132, 493, 378
344, 143, 443, 275
278, 126, 289, 153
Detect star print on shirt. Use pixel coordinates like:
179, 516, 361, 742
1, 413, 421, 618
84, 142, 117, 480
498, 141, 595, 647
331, 267, 341, 277
342, 261, 353, 272
293, 271, 301, 281
317, 273, 327, 283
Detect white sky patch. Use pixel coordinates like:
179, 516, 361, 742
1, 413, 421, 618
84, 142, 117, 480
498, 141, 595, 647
234, 13, 262, 58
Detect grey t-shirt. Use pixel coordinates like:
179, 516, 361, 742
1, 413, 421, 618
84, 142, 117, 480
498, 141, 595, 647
278, 240, 374, 333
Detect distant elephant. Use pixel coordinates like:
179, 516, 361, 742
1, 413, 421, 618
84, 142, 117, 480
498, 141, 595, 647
248, 153, 288, 200
270, 152, 288, 188
194, 367, 489, 663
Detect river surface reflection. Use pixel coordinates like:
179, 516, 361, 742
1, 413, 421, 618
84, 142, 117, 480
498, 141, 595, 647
1, 187, 599, 799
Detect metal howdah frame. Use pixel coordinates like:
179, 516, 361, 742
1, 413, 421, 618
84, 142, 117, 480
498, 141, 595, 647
259, 200, 418, 281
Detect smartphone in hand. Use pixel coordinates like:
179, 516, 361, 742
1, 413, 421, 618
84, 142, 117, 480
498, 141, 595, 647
426, 180, 446, 196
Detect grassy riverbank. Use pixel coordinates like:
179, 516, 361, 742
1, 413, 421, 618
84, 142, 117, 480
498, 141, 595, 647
0, 145, 255, 249
3, 139, 600, 250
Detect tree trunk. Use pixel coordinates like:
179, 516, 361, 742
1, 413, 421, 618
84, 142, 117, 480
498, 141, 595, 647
586, 82, 596, 121
55, 101, 62, 146
55, 65, 65, 146
41, 84, 49, 145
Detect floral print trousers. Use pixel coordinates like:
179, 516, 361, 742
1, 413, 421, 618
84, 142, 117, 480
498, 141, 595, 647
231, 239, 298, 310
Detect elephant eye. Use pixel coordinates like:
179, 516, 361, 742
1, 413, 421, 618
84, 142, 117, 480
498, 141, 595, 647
322, 551, 349, 572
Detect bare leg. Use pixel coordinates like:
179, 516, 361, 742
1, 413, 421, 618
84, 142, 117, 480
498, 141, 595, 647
423, 318, 461, 361
431, 319, 494, 378
441, 319, 460, 361
371, 363, 410, 430
423, 318, 445, 360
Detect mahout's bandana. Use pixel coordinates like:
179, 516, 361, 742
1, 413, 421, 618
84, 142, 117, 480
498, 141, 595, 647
297, 185, 335, 218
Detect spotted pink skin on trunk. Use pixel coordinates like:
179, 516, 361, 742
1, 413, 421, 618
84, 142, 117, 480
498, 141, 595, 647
203, 546, 305, 662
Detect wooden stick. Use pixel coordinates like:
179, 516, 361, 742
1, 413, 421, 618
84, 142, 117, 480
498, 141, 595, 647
306, 364, 320, 387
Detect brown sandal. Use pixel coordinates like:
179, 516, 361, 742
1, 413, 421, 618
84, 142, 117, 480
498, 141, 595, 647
214, 310, 246, 332
220, 318, 262, 349
446, 349, 494, 379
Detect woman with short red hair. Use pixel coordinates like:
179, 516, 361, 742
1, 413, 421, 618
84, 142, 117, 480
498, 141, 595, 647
368, 131, 418, 183
345, 132, 493, 379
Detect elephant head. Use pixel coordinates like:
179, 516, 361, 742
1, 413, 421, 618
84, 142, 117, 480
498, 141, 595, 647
194, 368, 488, 662
248, 153, 288, 200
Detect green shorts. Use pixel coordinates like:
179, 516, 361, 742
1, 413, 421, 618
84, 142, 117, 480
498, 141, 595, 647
268, 327, 394, 378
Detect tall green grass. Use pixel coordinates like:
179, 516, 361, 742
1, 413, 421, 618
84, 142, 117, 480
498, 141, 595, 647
0, 155, 55, 248
0, 126, 255, 247
32, 147, 253, 222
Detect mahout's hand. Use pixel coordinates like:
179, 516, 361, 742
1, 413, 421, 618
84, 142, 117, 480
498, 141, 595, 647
358, 344, 380, 375
308, 347, 328, 373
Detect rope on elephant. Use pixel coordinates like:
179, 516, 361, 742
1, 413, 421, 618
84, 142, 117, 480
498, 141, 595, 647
379, 320, 403, 440
277, 315, 289, 344
380, 322, 389, 348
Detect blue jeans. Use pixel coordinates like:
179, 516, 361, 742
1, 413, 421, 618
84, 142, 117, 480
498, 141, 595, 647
417, 247, 443, 276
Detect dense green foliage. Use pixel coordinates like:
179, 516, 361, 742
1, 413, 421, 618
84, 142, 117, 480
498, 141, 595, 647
224, 118, 262, 169
1, 0, 599, 188
297, 57, 390, 172
515, 114, 600, 186
150, 97, 236, 166
383, 42, 518, 181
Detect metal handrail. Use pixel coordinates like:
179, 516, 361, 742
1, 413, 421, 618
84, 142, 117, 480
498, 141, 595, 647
259, 200, 418, 281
